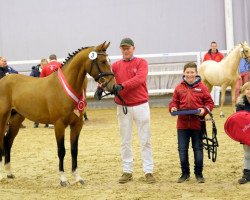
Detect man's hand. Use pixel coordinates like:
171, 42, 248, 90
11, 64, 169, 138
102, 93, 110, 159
113, 84, 123, 95
94, 87, 104, 100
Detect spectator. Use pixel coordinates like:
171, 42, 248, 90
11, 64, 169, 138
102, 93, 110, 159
40, 54, 62, 77
169, 62, 214, 183
0, 56, 18, 78
203, 41, 224, 107
30, 58, 48, 77
236, 82, 250, 184
40, 54, 62, 128
0, 57, 26, 128
112, 38, 156, 184
235, 58, 250, 99
30, 58, 49, 128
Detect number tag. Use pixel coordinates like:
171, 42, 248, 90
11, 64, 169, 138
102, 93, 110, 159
88, 51, 97, 60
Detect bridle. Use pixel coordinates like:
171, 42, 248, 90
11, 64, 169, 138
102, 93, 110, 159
90, 51, 128, 114
200, 107, 219, 162
89, 51, 114, 85
240, 44, 250, 64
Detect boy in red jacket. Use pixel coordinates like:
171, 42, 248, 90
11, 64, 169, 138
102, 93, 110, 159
169, 62, 214, 183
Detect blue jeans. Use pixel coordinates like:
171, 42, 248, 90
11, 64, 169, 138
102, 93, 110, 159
177, 129, 203, 175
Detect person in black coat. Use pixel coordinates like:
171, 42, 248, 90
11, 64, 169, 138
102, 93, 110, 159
236, 82, 250, 184
30, 59, 49, 128
0, 57, 26, 128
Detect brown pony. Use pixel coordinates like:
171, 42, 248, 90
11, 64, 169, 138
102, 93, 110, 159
0, 42, 115, 186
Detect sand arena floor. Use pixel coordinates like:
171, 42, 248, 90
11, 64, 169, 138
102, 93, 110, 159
0, 106, 249, 200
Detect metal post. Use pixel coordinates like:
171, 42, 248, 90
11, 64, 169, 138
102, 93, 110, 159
224, 0, 234, 50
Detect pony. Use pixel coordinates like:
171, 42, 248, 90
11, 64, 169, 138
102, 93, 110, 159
0, 42, 116, 186
198, 42, 250, 117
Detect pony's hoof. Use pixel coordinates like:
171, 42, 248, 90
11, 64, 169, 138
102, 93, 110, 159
60, 181, 69, 187
7, 174, 15, 179
220, 114, 225, 118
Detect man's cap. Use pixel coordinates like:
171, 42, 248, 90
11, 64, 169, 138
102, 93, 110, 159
120, 38, 134, 47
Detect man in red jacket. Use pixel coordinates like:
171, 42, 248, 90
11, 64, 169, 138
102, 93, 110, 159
112, 38, 155, 184
169, 62, 214, 183
40, 54, 62, 77
203, 41, 224, 107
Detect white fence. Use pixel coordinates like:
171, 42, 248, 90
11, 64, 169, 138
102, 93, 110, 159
8, 50, 228, 97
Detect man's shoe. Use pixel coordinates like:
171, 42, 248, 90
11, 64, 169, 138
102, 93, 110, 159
118, 173, 133, 184
177, 173, 190, 183
20, 124, 26, 128
145, 173, 156, 184
195, 174, 205, 183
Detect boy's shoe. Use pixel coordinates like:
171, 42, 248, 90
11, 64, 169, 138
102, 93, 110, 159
119, 173, 133, 184
195, 174, 205, 183
177, 173, 190, 183
145, 173, 156, 184
238, 169, 250, 184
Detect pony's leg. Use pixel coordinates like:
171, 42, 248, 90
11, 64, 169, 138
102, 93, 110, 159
54, 122, 68, 186
70, 117, 84, 185
231, 83, 237, 112
0, 112, 10, 181
219, 85, 227, 118
4, 113, 24, 178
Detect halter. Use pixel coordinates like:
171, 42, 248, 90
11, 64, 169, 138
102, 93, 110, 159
91, 50, 128, 114
89, 51, 114, 83
200, 107, 219, 162
241, 44, 250, 64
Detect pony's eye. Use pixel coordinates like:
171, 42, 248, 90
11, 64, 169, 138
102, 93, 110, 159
102, 61, 107, 64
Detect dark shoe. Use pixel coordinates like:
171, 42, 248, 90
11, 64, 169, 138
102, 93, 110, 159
83, 112, 88, 121
238, 177, 248, 184
44, 124, 49, 128
195, 174, 205, 183
177, 173, 190, 183
119, 173, 133, 184
34, 122, 39, 128
238, 169, 250, 184
20, 124, 26, 128
145, 173, 156, 184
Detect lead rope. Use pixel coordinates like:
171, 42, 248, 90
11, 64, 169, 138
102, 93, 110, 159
94, 88, 128, 115
201, 107, 219, 162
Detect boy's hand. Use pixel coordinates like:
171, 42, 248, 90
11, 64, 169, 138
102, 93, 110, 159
171, 107, 177, 112
198, 108, 205, 116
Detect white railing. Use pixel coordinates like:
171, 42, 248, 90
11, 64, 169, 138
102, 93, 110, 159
7, 50, 228, 97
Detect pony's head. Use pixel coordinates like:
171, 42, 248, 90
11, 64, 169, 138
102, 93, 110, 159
240, 42, 250, 62
87, 42, 116, 92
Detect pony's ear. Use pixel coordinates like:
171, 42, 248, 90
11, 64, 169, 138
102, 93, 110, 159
95, 42, 107, 52
103, 42, 110, 50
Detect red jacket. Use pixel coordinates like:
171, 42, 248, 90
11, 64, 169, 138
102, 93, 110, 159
40, 60, 62, 77
112, 57, 148, 106
169, 77, 214, 130
203, 50, 224, 62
